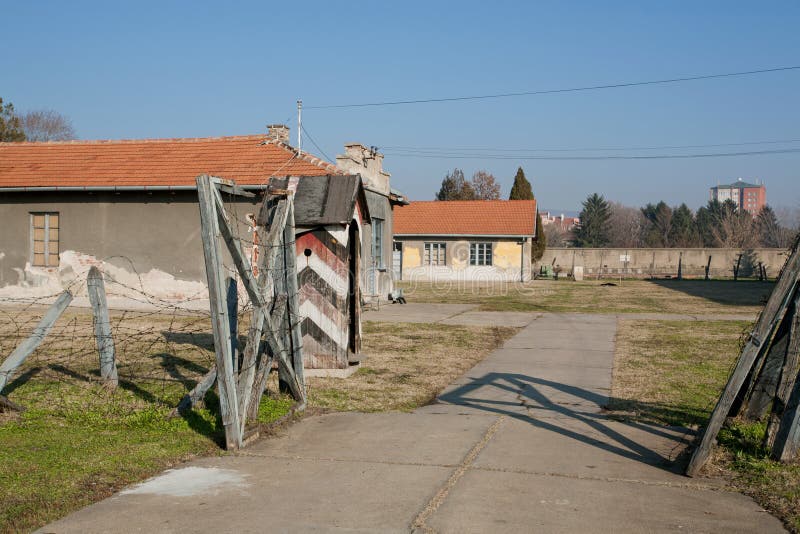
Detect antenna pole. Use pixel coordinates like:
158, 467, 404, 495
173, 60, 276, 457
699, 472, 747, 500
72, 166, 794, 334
297, 99, 303, 150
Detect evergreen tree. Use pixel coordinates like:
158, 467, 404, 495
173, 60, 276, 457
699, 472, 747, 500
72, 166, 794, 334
531, 212, 547, 262
509, 167, 533, 200
0, 97, 26, 142
696, 199, 723, 247
668, 203, 698, 247
436, 168, 464, 200
641, 201, 673, 247
507, 167, 544, 260
756, 205, 786, 248
574, 193, 611, 247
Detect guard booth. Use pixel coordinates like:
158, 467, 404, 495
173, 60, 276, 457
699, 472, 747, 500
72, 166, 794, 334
271, 175, 370, 369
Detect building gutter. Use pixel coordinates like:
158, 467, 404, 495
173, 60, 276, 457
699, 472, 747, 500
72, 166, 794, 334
362, 185, 410, 206
394, 233, 533, 238
0, 184, 271, 193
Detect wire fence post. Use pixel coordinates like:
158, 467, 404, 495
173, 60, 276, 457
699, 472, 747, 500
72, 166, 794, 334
87, 266, 118, 388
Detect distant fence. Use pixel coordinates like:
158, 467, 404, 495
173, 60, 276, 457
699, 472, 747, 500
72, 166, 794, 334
538, 247, 789, 279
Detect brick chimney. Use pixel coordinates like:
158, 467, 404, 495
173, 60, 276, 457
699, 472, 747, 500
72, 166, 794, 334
266, 124, 290, 143
336, 143, 391, 194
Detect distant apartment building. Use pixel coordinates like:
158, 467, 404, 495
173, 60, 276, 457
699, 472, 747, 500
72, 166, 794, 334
709, 178, 766, 213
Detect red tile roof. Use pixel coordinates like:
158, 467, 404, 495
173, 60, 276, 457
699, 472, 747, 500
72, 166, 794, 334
0, 135, 338, 189
393, 200, 537, 236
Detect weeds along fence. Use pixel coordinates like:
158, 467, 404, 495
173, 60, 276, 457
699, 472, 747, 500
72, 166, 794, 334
0, 178, 306, 450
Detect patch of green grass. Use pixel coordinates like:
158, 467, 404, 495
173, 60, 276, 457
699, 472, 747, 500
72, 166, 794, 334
0, 307, 295, 534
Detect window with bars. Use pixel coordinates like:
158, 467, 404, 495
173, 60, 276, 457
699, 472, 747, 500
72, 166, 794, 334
469, 242, 492, 266
31, 212, 60, 267
423, 242, 446, 266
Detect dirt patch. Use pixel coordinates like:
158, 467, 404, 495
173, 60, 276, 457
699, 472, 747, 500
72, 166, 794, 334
307, 321, 518, 412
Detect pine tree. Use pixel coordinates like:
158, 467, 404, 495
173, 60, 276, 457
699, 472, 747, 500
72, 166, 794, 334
508, 168, 544, 261
574, 193, 611, 247
668, 203, 698, 247
531, 212, 547, 262
436, 168, 477, 200
756, 205, 786, 248
509, 167, 533, 200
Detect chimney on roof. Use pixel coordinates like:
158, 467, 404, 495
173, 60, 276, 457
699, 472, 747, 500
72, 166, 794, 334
266, 124, 290, 143
336, 143, 391, 194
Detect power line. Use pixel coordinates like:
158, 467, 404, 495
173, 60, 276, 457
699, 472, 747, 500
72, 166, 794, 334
379, 138, 800, 154
380, 147, 800, 161
305, 65, 800, 109
300, 124, 334, 163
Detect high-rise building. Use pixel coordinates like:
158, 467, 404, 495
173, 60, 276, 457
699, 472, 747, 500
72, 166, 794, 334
709, 178, 766, 214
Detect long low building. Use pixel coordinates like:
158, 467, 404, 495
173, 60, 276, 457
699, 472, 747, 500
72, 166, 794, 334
392, 200, 538, 282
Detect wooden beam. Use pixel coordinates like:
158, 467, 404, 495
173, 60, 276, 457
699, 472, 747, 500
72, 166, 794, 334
686, 247, 800, 476
766, 294, 800, 449
0, 290, 72, 394
237, 306, 265, 428
87, 266, 118, 387
284, 203, 305, 396
216, 183, 256, 198
196, 174, 241, 450
226, 277, 239, 376
171, 365, 217, 416
743, 294, 796, 420
772, 366, 800, 461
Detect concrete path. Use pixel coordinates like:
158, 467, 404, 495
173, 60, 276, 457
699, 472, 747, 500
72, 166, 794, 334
40, 312, 784, 533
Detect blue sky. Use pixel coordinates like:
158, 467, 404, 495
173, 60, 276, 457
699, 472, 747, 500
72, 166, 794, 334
4, 1, 799, 211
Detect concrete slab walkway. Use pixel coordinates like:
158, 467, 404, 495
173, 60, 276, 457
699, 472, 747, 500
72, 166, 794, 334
40, 312, 784, 533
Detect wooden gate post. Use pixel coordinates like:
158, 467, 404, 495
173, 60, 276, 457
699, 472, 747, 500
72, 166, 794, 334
87, 266, 118, 387
197, 174, 242, 450
284, 203, 305, 398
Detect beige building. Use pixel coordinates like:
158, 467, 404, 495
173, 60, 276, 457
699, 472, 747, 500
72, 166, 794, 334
392, 200, 538, 282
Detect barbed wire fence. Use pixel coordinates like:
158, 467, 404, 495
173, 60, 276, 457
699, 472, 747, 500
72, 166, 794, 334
0, 176, 306, 451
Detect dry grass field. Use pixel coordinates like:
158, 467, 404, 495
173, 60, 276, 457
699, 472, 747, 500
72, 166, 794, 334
308, 321, 517, 412
399, 279, 772, 315
611, 318, 800, 532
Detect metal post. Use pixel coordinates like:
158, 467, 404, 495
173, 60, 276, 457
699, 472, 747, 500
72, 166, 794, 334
297, 99, 302, 150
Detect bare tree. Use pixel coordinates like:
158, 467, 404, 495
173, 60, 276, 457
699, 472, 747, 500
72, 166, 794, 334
543, 223, 570, 247
711, 207, 758, 248
470, 170, 501, 200
21, 109, 76, 141
606, 202, 646, 247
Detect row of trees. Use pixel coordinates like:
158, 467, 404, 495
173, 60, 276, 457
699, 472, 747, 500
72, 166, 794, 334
435, 167, 546, 260
0, 97, 76, 142
566, 193, 796, 249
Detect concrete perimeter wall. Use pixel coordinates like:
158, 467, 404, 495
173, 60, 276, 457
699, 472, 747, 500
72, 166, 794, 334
538, 247, 790, 279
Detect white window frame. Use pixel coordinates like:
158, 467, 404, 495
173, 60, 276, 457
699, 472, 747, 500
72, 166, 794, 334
469, 242, 493, 266
424, 242, 446, 266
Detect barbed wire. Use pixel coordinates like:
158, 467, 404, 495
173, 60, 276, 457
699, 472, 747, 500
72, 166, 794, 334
0, 194, 303, 426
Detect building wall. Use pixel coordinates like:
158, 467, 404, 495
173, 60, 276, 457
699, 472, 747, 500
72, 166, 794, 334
396, 237, 532, 282
741, 186, 766, 213
0, 191, 255, 295
539, 247, 789, 279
